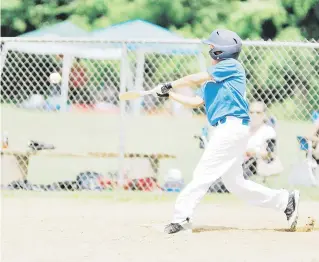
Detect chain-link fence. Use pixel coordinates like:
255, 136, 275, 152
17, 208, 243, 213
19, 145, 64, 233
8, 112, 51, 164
1, 38, 318, 194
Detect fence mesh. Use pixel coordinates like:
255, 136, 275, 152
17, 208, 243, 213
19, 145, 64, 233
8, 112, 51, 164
1, 39, 318, 193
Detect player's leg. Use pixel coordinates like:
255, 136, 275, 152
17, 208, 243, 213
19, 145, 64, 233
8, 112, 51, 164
222, 154, 300, 230
165, 118, 249, 234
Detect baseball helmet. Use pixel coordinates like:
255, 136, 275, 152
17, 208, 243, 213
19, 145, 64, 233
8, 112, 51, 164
202, 29, 242, 60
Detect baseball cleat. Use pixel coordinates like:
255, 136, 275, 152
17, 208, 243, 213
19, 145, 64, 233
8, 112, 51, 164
284, 190, 300, 231
164, 218, 191, 234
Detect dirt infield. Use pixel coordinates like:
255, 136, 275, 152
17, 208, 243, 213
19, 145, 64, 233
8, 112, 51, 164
1, 194, 319, 262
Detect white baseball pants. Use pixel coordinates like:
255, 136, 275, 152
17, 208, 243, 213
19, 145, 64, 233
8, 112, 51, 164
172, 117, 289, 223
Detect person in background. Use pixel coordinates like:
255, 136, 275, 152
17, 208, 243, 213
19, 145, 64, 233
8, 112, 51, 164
243, 101, 283, 180
69, 58, 89, 104
313, 120, 319, 158
291, 114, 319, 187
305, 119, 319, 164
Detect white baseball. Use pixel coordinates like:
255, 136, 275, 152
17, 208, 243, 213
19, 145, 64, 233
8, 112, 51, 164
49, 72, 62, 84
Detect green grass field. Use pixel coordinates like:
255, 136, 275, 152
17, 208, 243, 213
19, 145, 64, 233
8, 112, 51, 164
1, 105, 317, 198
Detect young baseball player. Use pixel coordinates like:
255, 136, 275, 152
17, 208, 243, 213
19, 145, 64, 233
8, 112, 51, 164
155, 29, 300, 234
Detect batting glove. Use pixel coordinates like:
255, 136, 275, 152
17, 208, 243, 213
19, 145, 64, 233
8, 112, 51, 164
157, 93, 169, 98
156, 83, 172, 98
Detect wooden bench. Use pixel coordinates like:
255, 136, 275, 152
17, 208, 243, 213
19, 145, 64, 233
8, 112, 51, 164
1, 148, 176, 184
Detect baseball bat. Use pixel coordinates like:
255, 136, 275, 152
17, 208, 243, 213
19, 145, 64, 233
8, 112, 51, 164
119, 87, 159, 101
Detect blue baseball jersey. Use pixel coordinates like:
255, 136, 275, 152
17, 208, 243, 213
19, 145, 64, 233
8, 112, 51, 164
196, 58, 250, 126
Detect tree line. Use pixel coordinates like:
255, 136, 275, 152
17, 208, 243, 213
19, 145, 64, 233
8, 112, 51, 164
2, 0, 319, 40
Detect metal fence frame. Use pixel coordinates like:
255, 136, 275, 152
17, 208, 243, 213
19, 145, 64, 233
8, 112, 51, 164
1, 38, 318, 192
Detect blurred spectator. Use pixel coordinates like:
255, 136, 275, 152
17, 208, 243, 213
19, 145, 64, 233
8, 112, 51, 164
20, 94, 46, 110
69, 58, 89, 103
312, 111, 319, 125
102, 80, 119, 105
290, 118, 319, 187
93, 87, 120, 113
243, 101, 283, 180
313, 121, 319, 161
305, 119, 319, 164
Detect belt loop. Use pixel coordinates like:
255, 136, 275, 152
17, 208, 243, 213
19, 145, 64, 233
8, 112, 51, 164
220, 117, 227, 124
242, 119, 249, 126
213, 117, 249, 127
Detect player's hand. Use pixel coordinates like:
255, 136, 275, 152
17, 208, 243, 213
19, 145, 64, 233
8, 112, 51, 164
157, 92, 169, 98
155, 83, 172, 98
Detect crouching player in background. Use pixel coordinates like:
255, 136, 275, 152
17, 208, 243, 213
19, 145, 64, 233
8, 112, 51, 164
243, 101, 283, 181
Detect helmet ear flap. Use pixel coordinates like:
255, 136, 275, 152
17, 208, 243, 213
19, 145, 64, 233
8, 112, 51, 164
209, 48, 223, 60
232, 52, 240, 59
213, 51, 223, 56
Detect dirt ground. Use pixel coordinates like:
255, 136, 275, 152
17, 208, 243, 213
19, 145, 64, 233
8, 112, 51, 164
1, 195, 319, 262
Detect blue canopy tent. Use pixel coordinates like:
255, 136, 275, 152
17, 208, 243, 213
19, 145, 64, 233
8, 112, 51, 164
20, 21, 89, 37
92, 19, 188, 40
91, 20, 204, 114
2, 21, 120, 111
91, 19, 200, 54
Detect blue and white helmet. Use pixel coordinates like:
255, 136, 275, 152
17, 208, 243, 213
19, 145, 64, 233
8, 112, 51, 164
202, 29, 242, 60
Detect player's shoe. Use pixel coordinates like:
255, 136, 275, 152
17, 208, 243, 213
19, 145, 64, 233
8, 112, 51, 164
164, 218, 191, 234
284, 190, 300, 231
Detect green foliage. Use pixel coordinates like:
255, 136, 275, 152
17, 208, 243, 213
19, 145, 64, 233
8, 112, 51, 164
282, 0, 318, 18
241, 43, 319, 120
1, 0, 318, 117
2, 0, 318, 39
1, 0, 70, 35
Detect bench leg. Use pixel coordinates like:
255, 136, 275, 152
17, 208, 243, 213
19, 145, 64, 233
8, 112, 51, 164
14, 154, 30, 180
149, 156, 159, 178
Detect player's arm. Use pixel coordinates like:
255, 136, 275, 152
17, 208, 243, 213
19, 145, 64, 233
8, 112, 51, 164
171, 72, 212, 89
157, 61, 236, 95
168, 91, 204, 108
157, 72, 212, 95
155, 72, 208, 107
169, 61, 237, 90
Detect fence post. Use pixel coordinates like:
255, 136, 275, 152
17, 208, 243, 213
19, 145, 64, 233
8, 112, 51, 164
60, 54, 73, 112
132, 49, 145, 115
0, 43, 8, 76
118, 43, 128, 187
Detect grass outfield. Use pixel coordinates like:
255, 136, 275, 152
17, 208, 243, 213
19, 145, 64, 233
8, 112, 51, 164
1, 105, 317, 196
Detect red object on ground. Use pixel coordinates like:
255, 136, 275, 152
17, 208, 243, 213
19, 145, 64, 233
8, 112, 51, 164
123, 177, 162, 191
98, 176, 162, 191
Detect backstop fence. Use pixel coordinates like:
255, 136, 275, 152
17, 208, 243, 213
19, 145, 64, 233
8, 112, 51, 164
1, 38, 318, 193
